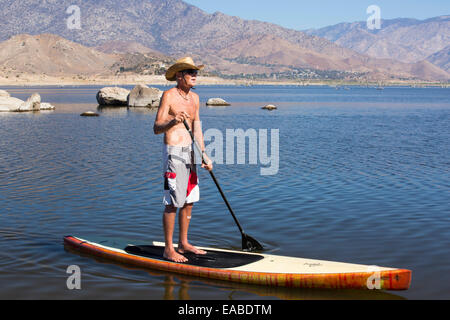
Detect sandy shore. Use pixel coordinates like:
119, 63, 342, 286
0, 74, 278, 86
0, 74, 448, 87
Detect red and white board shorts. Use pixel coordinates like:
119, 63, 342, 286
163, 144, 200, 208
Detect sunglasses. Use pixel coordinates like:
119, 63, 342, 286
182, 69, 198, 76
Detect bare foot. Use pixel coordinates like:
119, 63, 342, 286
163, 248, 188, 263
178, 243, 207, 255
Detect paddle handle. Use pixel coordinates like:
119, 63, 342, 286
183, 120, 245, 234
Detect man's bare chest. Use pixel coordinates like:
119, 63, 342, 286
169, 99, 196, 119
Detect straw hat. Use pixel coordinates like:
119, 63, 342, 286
165, 57, 204, 81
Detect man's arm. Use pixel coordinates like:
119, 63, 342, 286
154, 91, 189, 135
192, 94, 213, 171
192, 94, 205, 151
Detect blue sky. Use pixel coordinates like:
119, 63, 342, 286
183, 0, 450, 29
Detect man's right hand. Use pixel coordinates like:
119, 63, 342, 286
173, 111, 190, 124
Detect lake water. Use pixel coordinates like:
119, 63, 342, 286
0, 85, 449, 300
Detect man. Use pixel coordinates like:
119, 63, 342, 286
153, 57, 213, 263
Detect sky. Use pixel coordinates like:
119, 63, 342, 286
183, 0, 450, 30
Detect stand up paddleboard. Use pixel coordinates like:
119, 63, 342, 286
64, 236, 411, 290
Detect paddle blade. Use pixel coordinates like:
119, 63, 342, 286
242, 233, 264, 252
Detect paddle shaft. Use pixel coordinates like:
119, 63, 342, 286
183, 120, 245, 235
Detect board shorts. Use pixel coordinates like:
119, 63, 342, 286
163, 144, 200, 208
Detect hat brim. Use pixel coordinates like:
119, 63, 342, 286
165, 63, 204, 81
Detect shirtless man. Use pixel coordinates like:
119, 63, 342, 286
153, 57, 213, 262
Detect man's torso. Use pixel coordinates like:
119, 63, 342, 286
164, 87, 197, 147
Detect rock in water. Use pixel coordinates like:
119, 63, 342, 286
0, 96, 24, 112
80, 111, 99, 117
262, 104, 277, 110
0, 90, 10, 98
206, 98, 230, 106
0, 91, 55, 112
96, 87, 130, 106
127, 84, 163, 108
17, 93, 41, 112
40, 102, 56, 110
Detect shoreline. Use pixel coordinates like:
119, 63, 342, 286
0, 74, 448, 88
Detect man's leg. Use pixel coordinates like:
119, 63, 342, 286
178, 203, 206, 255
163, 205, 188, 262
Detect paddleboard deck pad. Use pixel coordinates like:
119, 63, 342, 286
125, 245, 264, 268
64, 236, 411, 290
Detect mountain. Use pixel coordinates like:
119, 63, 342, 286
212, 34, 449, 80
0, 0, 363, 57
95, 40, 166, 56
305, 16, 450, 64
95, 40, 175, 75
0, 33, 174, 78
0, 33, 116, 75
0, 0, 448, 80
426, 45, 450, 72
0, 0, 206, 52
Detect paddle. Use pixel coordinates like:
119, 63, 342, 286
183, 119, 264, 252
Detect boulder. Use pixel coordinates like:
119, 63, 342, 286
262, 104, 277, 110
81, 111, 99, 117
206, 98, 230, 106
0, 90, 10, 98
0, 93, 41, 112
17, 93, 41, 112
0, 96, 24, 112
127, 84, 163, 108
96, 87, 129, 106
0, 91, 55, 112
40, 102, 56, 110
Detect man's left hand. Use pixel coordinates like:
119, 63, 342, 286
201, 154, 213, 171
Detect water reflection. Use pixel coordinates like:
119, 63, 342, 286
96, 105, 158, 115
96, 105, 130, 115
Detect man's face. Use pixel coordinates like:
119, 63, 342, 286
180, 69, 198, 87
